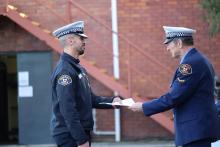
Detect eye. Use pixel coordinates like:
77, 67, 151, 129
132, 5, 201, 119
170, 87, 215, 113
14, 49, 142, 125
80, 36, 84, 40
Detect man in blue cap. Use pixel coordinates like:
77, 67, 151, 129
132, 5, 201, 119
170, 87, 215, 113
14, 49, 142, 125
51, 21, 122, 147
129, 26, 220, 147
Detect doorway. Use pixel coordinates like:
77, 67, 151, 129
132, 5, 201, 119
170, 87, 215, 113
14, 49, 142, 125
0, 52, 53, 144
0, 54, 18, 144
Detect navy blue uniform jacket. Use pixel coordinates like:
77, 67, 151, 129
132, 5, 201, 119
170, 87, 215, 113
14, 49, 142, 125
51, 53, 114, 145
142, 48, 220, 145
216, 100, 220, 115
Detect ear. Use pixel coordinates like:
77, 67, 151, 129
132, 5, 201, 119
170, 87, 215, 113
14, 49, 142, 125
177, 39, 182, 49
67, 36, 74, 45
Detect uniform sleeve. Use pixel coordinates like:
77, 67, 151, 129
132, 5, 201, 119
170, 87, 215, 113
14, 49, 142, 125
91, 92, 115, 109
142, 63, 203, 116
56, 71, 88, 145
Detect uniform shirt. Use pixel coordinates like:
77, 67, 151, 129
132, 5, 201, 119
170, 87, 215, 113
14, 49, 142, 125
51, 53, 115, 145
142, 48, 220, 145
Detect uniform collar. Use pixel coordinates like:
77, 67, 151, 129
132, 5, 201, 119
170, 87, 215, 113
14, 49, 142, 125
61, 52, 80, 64
180, 48, 196, 64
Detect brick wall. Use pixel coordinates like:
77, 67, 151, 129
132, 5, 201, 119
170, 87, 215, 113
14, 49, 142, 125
0, 16, 50, 52
118, 0, 220, 96
1, 0, 220, 141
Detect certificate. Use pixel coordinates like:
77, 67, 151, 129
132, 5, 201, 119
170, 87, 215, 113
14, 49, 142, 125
99, 98, 135, 107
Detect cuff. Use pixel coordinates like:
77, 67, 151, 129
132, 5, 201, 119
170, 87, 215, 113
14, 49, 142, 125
142, 102, 152, 116
112, 95, 124, 101
77, 137, 88, 146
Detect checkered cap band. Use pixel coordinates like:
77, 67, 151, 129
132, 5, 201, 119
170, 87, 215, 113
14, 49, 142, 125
56, 27, 83, 38
166, 32, 192, 39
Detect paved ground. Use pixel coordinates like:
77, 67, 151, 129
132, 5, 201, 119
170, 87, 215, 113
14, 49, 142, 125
0, 140, 175, 147
1, 140, 220, 147
92, 141, 175, 147
0, 140, 220, 147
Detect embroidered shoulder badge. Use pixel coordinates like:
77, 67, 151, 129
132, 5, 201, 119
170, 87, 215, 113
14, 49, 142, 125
58, 75, 72, 86
179, 64, 192, 75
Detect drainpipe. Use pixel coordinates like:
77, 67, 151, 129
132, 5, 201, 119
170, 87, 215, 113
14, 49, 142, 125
92, 0, 121, 142
111, 0, 121, 142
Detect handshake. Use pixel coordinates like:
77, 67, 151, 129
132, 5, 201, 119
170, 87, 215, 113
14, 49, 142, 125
101, 97, 144, 112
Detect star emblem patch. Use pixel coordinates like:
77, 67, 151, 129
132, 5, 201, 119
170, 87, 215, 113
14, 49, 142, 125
179, 64, 192, 75
58, 75, 72, 86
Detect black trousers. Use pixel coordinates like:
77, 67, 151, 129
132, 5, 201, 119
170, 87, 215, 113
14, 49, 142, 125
53, 131, 91, 147
180, 139, 212, 147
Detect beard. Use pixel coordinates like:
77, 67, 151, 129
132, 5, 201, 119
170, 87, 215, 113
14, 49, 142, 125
78, 49, 84, 55
76, 43, 86, 55
77, 46, 85, 55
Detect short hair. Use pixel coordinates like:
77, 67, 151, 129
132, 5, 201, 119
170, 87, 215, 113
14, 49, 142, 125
58, 35, 68, 48
172, 37, 194, 46
180, 36, 194, 46
58, 34, 77, 48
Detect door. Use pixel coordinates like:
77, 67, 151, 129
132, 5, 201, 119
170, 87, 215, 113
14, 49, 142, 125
0, 62, 8, 141
17, 52, 53, 144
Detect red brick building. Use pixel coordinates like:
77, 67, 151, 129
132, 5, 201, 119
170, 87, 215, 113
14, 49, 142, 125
0, 0, 219, 144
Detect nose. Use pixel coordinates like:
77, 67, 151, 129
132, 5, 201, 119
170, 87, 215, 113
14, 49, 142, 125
81, 38, 86, 44
82, 40, 86, 45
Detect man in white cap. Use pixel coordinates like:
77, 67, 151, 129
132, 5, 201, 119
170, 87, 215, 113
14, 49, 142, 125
51, 21, 122, 147
129, 26, 220, 147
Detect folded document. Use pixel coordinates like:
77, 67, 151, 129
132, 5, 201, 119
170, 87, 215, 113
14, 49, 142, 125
99, 98, 135, 107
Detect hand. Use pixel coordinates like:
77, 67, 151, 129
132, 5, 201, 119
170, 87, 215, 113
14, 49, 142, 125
78, 141, 89, 147
112, 97, 122, 108
128, 102, 143, 112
